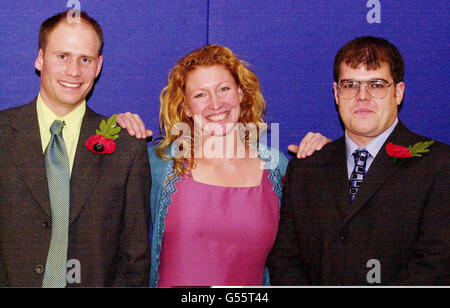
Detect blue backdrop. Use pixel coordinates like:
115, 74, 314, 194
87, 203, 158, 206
1, 0, 448, 155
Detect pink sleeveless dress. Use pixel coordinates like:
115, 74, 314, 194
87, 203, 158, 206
157, 170, 279, 287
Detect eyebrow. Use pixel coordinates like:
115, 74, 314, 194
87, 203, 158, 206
188, 80, 234, 93
339, 78, 389, 83
53, 50, 98, 59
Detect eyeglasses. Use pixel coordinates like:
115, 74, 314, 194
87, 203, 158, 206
337, 79, 394, 99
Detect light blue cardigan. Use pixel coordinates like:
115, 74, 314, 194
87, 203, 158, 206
149, 143, 288, 287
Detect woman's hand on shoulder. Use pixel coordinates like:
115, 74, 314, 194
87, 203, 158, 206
116, 112, 153, 139
288, 132, 331, 159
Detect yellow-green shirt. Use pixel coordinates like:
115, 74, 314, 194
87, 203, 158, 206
36, 94, 85, 175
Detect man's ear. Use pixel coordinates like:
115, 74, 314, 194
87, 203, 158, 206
333, 82, 339, 105
395, 81, 405, 106
35, 49, 44, 71
95, 55, 103, 78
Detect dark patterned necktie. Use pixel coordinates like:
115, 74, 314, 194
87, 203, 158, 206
349, 150, 369, 202
42, 120, 70, 288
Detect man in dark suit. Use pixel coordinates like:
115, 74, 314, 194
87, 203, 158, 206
268, 36, 449, 285
0, 11, 150, 287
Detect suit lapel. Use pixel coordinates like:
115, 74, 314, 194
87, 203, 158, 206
69, 107, 102, 225
324, 138, 349, 215
7, 100, 51, 217
343, 121, 414, 223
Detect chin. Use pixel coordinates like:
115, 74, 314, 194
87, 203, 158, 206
61, 100, 84, 107
203, 127, 233, 137
59, 93, 86, 103
350, 118, 377, 130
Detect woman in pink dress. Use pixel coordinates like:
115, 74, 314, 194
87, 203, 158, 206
117, 45, 330, 287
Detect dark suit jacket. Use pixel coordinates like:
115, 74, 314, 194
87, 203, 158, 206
268, 121, 449, 285
0, 100, 151, 287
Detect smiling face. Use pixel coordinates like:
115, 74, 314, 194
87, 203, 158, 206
35, 21, 103, 116
184, 64, 243, 136
333, 62, 405, 146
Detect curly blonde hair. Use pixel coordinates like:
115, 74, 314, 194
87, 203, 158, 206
156, 44, 266, 177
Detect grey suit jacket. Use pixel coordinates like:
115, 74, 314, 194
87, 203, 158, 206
268, 121, 449, 285
0, 100, 151, 287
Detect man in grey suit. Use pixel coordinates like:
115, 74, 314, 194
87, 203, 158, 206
0, 11, 150, 287
268, 36, 449, 285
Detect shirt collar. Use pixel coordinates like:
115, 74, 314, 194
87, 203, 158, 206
345, 118, 398, 162
37, 93, 86, 138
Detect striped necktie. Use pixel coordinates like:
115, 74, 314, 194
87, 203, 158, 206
349, 149, 369, 202
42, 120, 70, 288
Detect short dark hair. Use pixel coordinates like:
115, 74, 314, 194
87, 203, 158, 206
39, 10, 103, 55
334, 36, 404, 84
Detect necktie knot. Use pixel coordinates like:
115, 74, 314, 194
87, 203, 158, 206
353, 149, 369, 164
50, 120, 65, 136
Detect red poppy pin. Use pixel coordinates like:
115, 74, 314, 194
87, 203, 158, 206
386, 140, 434, 163
86, 114, 121, 154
